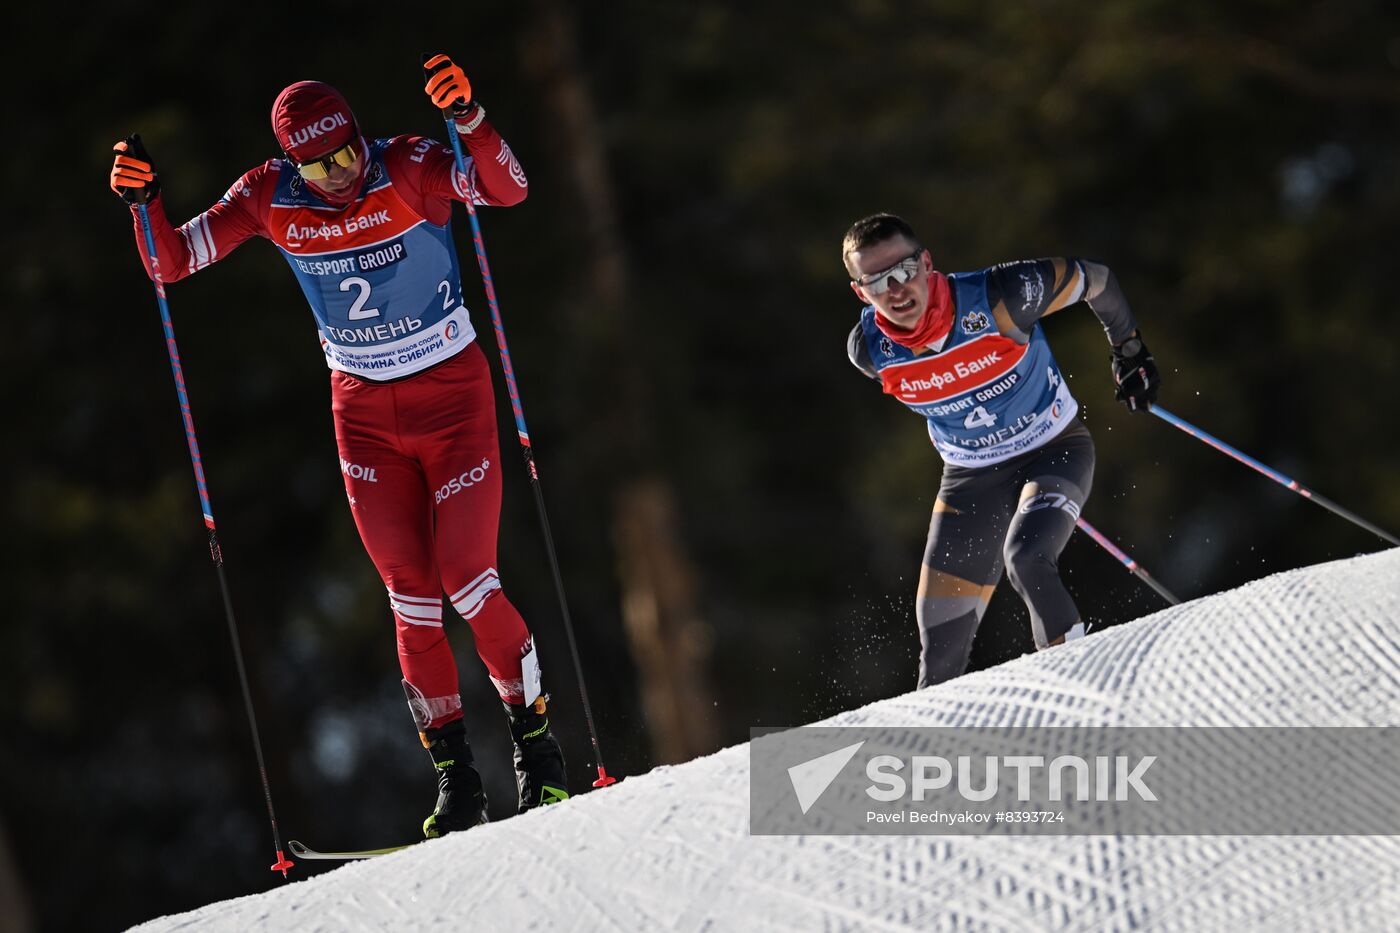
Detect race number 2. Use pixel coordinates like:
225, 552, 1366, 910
341, 277, 381, 320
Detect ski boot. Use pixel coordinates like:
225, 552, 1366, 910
421, 719, 489, 838
505, 695, 570, 813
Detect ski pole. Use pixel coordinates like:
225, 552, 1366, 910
1075, 517, 1181, 606
426, 57, 617, 790
1150, 406, 1399, 547
134, 203, 296, 877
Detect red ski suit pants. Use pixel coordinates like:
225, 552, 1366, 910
331, 342, 534, 731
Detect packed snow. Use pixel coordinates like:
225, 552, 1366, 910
134, 548, 1400, 932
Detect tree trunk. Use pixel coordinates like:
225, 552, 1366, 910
0, 813, 34, 933
612, 479, 719, 762
525, 0, 720, 764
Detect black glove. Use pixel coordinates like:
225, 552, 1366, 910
110, 133, 160, 205
1111, 334, 1160, 412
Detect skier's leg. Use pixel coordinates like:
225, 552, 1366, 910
413, 346, 536, 704
917, 468, 1017, 688
1004, 425, 1097, 649
420, 716, 488, 837
331, 372, 464, 733
336, 368, 490, 836
916, 565, 997, 688
413, 345, 569, 811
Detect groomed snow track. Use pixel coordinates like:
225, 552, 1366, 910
135, 549, 1400, 932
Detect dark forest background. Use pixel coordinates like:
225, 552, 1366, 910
5, 2, 1399, 930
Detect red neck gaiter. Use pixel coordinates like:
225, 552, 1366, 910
872, 271, 954, 349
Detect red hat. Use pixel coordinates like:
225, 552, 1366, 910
271, 81, 358, 162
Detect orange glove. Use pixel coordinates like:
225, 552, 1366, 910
423, 54, 475, 118
111, 134, 159, 204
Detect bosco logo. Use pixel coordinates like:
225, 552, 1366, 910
436, 458, 491, 504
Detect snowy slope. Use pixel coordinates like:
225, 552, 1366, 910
134, 550, 1400, 932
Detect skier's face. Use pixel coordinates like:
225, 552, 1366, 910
300, 139, 365, 196
848, 235, 932, 330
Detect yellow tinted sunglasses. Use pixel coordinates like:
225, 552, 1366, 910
293, 141, 360, 180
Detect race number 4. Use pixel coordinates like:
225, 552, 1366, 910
964, 405, 997, 429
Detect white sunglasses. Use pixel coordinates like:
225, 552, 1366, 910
853, 248, 924, 295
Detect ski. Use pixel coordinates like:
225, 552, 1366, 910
288, 838, 417, 861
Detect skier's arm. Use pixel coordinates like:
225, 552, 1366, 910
987, 258, 1139, 345
1079, 261, 1139, 345
127, 185, 265, 283
411, 119, 529, 209
1076, 260, 1160, 410
847, 323, 879, 380
113, 141, 269, 284
987, 258, 1158, 410
413, 54, 528, 210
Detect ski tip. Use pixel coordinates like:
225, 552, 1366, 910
287, 840, 322, 862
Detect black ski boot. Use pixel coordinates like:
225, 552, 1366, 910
421, 719, 488, 839
505, 695, 570, 813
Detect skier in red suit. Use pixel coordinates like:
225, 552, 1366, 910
111, 56, 568, 836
